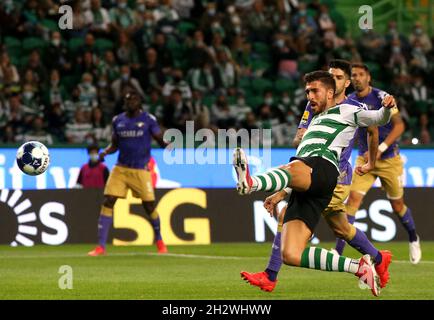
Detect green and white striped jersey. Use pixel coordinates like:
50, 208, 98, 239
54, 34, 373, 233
296, 103, 391, 169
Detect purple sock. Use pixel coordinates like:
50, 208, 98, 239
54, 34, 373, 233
151, 217, 162, 241
98, 215, 113, 248
348, 228, 382, 264
398, 207, 417, 242
265, 232, 282, 281
335, 215, 356, 255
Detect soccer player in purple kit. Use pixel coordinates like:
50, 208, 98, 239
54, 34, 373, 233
88, 90, 169, 256
342, 63, 421, 264
240, 60, 392, 293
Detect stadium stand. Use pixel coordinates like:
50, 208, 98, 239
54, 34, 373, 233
0, 0, 433, 146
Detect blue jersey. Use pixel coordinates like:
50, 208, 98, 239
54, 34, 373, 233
348, 87, 399, 160
297, 97, 362, 185
112, 111, 160, 169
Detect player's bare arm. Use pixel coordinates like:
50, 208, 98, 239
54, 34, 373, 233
152, 132, 170, 148
292, 128, 306, 147
378, 113, 405, 159
263, 190, 288, 216
99, 136, 119, 161
357, 126, 378, 176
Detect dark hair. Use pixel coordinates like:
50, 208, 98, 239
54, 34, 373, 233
329, 59, 351, 78
87, 143, 99, 154
351, 63, 370, 74
304, 70, 336, 93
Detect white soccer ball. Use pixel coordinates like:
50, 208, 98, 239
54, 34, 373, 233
16, 141, 50, 176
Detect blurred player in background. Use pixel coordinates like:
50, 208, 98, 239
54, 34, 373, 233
241, 60, 391, 293
88, 90, 169, 256
76, 144, 110, 189
342, 63, 421, 264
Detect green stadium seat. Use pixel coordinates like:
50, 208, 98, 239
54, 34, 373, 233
203, 95, 215, 108
274, 78, 296, 94
22, 37, 47, 52
252, 42, 270, 56
177, 21, 196, 36
94, 38, 114, 54
4, 36, 21, 49
251, 60, 271, 72
246, 96, 263, 110
68, 37, 85, 54
41, 19, 59, 32
251, 78, 273, 94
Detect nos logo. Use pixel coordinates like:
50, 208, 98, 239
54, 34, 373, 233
0, 189, 67, 246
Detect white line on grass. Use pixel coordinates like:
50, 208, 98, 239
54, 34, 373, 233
1, 251, 433, 264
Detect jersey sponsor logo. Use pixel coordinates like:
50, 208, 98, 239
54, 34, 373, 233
118, 130, 144, 138
301, 110, 310, 124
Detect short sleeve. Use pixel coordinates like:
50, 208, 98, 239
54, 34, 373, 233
148, 113, 161, 135
298, 102, 313, 129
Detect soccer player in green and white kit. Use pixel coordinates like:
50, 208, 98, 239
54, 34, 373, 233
233, 71, 396, 297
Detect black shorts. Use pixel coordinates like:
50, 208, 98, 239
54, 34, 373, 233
283, 156, 339, 233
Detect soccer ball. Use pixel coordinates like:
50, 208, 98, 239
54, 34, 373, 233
16, 141, 50, 176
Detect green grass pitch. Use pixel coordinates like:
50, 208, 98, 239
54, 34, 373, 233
1, 242, 433, 300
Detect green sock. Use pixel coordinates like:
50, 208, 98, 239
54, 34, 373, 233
251, 168, 292, 192
300, 247, 359, 274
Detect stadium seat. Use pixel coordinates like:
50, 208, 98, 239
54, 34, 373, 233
4, 36, 21, 49
177, 21, 196, 37
251, 78, 273, 94
274, 78, 296, 94
246, 95, 263, 110
68, 37, 85, 54
202, 95, 216, 108
22, 37, 47, 53
41, 19, 59, 32
94, 38, 114, 55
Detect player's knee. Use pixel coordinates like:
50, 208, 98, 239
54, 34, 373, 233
142, 201, 156, 215
390, 200, 404, 213
103, 196, 117, 208
281, 248, 301, 266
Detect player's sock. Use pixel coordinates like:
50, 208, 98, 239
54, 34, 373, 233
98, 214, 113, 248
265, 230, 282, 281
347, 227, 382, 265
396, 206, 417, 242
334, 214, 356, 254
300, 247, 359, 274
150, 211, 162, 241
251, 168, 291, 192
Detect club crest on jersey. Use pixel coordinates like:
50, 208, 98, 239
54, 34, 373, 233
136, 122, 145, 128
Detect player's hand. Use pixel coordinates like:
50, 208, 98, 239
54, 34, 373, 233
98, 151, 107, 162
355, 162, 374, 176
264, 191, 286, 217
382, 95, 396, 109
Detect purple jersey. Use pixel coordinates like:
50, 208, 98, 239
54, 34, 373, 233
348, 87, 399, 160
112, 111, 161, 169
297, 98, 362, 185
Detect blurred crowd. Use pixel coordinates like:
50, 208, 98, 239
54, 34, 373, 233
0, 0, 433, 146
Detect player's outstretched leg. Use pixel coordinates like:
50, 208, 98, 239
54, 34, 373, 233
88, 205, 114, 256
393, 203, 421, 264
233, 148, 307, 195
327, 213, 392, 288
282, 219, 381, 297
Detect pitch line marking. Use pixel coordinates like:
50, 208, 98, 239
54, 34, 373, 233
0, 251, 433, 265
